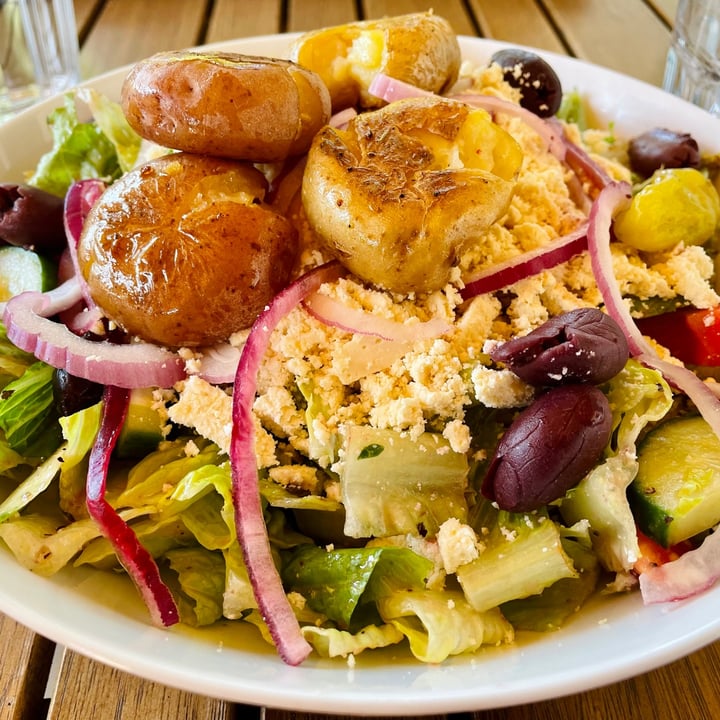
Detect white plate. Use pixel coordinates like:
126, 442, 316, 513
2, 34, 720, 716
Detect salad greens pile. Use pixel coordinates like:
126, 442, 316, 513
1, 74, 720, 666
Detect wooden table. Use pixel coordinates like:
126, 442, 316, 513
4, 0, 720, 718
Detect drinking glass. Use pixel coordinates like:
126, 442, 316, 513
0, 0, 80, 122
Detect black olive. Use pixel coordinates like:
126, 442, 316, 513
627, 128, 701, 178
490, 48, 563, 117
0, 184, 66, 253
481, 384, 612, 512
490, 308, 629, 386
52, 368, 104, 416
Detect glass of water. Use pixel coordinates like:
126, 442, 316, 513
663, 0, 720, 116
0, 0, 80, 122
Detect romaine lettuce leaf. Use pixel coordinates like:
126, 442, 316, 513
282, 544, 433, 631
0, 361, 60, 456
0, 506, 148, 575
341, 426, 468, 538
378, 588, 514, 663
0, 402, 101, 523
501, 521, 600, 631
76, 88, 141, 172
28, 94, 123, 197
165, 546, 225, 626
222, 543, 257, 618
302, 623, 404, 658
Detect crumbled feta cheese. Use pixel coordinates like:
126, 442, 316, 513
437, 518, 483, 574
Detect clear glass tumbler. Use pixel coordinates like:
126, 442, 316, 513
0, 0, 80, 121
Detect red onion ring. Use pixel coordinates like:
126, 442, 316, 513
329, 106, 358, 129
195, 342, 242, 385
461, 222, 589, 300
368, 73, 433, 102
3, 281, 185, 389
639, 526, 720, 604
86, 385, 179, 626
303, 291, 452, 342
448, 91, 568, 160
230, 261, 344, 665
63, 179, 105, 308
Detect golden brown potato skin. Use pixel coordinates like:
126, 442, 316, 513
121, 51, 331, 162
302, 96, 520, 294
78, 153, 299, 347
290, 12, 461, 111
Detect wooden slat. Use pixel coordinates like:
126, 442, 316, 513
205, 0, 282, 43
0, 615, 54, 720
646, 0, 679, 26
287, 0, 358, 33
72, 0, 104, 38
264, 714, 449, 720
46, 648, 239, 720
78, 0, 209, 77
469, 0, 567, 53
363, 0, 478, 36
542, 0, 672, 85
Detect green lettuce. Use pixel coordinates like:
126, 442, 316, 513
282, 545, 433, 631
340, 426, 468, 538
165, 546, 225, 626
501, 521, 600, 631
0, 324, 36, 388
76, 88, 142, 172
29, 94, 124, 197
0, 506, 148, 575
0, 402, 101, 523
0, 361, 60, 456
302, 623, 404, 658
561, 360, 674, 572
378, 588, 514, 663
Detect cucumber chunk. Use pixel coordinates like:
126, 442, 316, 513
629, 416, 720, 547
0, 246, 57, 301
116, 388, 165, 458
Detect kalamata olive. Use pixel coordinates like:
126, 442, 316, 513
490, 308, 629, 387
52, 368, 104, 416
481, 384, 612, 512
0, 184, 66, 252
627, 128, 701, 178
490, 48, 562, 117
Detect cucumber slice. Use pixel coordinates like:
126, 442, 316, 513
116, 388, 165, 458
0, 246, 57, 301
629, 415, 720, 547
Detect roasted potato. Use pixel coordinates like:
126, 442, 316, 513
78, 153, 299, 347
289, 12, 461, 111
302, 96, 522, 294
121, 51, 331, 162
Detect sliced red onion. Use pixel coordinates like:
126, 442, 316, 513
461, 223, 588, 300
640, 526, 720, 604
329, 106, 358, 129
86, 385, 179, 626
546, 117, 613, 192
368, 72, 433, 102
449, 91, 569, 161
303, 291, 452, 342
230, 261, 344, 665
63, 180, 105, 307
3, 282, 185, 389
638, 352, 720, 440
195, 342, 242, 385
585, 182, 646, 353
